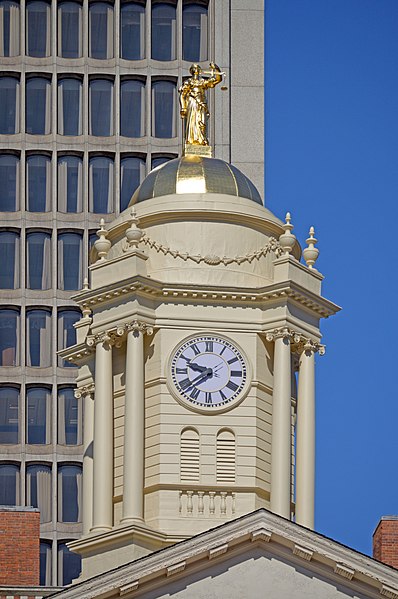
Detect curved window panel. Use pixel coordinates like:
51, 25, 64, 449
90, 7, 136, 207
151, 2, 176, 61
26, 77, 51, 135
26, 155, 51, 212
89, 79, 113, 136
57, 232, 82, 290
26, 387, 50, 444
120, 79, 145, 138
26, 0, 50, 57
151, 80, 176, 138
57, 156, 82, 213
26, 464, 51, 522
182, 2, 207, 62
120, 1, 144, 60
0, 231, 19, 289
58, 542, 81, 585
0, 308, 19, 366
58, 78, 82, 136
57, 309, 79, 366
57, 464, 82, 522
26, 309, 51, 368
0, 387, 19, 443
58, 1, 82, 58
0, 76, 19, 134
120, 156, 145, 211
89, 2, 113, 59
40, 541, 52, 586
58, 387, 82, 445
89, 156, 114, 213
0, 0, 20, 56
26, 231, 51, 290
0, 154, 19, 211
0, 463, 19, 504
216, 429, 236, 484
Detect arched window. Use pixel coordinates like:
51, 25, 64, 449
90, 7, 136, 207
26, 308, 52, 368
58, 541, 81, 585
182, 1, 207, 62
58, 1, 82, 58
216, 429, 236, 484
180, 428, 200, 483
0, 308, 19, 366
26, 0, 50, 57
0, 463, 19, 504
26, 231, 51, 290
89, 155, 114, 213
58, 387, 82, 445
26, 386, 51, 444
0, 154, 19, 211
0, 76, 19, 134
0, 230, 19, 289
120, 1, 145, 60
151, 1, 176, 61
57, 155, 83, 212
26, 154, 51, 211
89, 1, 113, 59
0, 386, 19, 443
120, 79, 145, 137
120, 156, 145, 211
0, 0, 20, 56
26, 77, 51, 135
151, 79, 176, 138
58, 78, 82, 135
57, 309, 80, 366
57, 232, 83, 290
89, 78, 114, 136
57, 464, 82, 522
40, 541, 52, 585
26, 463, 51, 522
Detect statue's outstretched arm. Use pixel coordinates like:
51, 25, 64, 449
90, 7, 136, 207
205, 63, 223, 89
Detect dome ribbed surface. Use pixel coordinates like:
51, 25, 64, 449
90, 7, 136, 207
130, 155, 263, 205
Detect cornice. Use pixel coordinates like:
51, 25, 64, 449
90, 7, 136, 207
49, 509, 398, 599
72, 276, 340, 319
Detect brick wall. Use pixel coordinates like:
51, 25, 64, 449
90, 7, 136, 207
373, 516, 398, 569
0, 507, 40, 586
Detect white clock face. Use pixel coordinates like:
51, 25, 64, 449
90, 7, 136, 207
170, 335, 248, 410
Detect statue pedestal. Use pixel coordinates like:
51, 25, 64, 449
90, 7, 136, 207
184, 143, 213, 158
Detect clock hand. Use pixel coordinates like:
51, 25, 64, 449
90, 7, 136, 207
186, 368, 212, 388
188, 362, 207, 373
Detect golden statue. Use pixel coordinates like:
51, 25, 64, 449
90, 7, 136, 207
179, 63, 224, 148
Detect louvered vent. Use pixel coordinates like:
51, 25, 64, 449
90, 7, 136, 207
216, 430, 236, 484
180, 428, 200, 483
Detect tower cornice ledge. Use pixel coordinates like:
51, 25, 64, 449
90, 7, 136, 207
71, 275, 340, 319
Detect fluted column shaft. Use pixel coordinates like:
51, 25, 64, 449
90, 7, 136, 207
81, 387, 94, 535
92, 337, 113, 532
121, 326, 145, 523
270, 331, 292, 519
295, 344, 316, 529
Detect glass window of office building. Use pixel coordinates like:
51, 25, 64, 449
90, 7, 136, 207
26, 231, 52, 290
89, 156, 114, 213
58, 387, 82, 445
58, 542, 81, 585
26, 387, 51, 444
58, 1, 82, 58
151, 1, 176, 61
120, 1, 145, 60
0, 386, 19, 443
89, 2, 113, 59
0, 76, 19, 134
58, 155, 83, 212
151, 79, 176, 138
40, 541, 52, 586
182, 1, 208, 62
120, 79, 145, 138
57, 309, 79, 366
0, 154, 19, 211
89, 79, 114, 136
26, 464, 52, 522
26, 77, 51, 135
58, 78, 83, 136
57, 464, 82, 522
26, 308, 52, 368
0, 463, 19, 504
120, 156, 145, 211
26, 0, 50, 57
0, 231, 19, 289
57, 232, 83, 290
0, 0, 20, 56
0, 308, 19, 367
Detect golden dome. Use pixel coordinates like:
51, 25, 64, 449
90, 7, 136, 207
130, 155, 263, 205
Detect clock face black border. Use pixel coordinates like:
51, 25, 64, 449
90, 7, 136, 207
168, 334, 249, 413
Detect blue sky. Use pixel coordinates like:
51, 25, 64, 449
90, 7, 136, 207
265, 0, 398, 555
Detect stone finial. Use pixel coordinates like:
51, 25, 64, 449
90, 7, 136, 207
94, 218, 111, 261
279, 212, 296, 255
125, 208, 144, 248
303, 226, 319, 269
83, 277, 89, 290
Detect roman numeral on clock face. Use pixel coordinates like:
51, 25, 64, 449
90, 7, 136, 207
190, 387, 200, 400
205, 392, 212, 404
191, 343, 200, 355
179, 378, 191, 390
205, 340, 213, 352
226, 381, 239, 392
176, 368, 187, 374
227, 356, 239, 365
230, 370, 242, 378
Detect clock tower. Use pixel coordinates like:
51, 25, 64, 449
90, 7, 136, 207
61, 138, 339, 582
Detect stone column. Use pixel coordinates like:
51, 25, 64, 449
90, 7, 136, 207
267, 328, 294, 520
75, 384, 95, 535
121, 321, 152, 524
295, 340, 324, 529
90, 334, 114, 533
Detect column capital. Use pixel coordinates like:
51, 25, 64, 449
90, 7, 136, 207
126, 320, 154, 336
293, 336, 325, 356
74, 383, 95, 399
266, 327, 299, 343
86, 327, 126, 349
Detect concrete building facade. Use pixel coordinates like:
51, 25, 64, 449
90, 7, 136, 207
0, 0, 264, 586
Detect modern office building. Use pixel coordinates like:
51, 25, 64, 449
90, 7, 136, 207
0, 0, 264, 588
